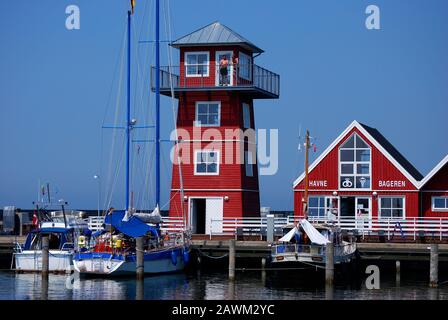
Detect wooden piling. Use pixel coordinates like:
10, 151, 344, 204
229, 239, 236, 281
261, 257, 266, 270
325, 242, 334, 285
41, 235, 49, 278
430, 243, 438, 288
136, 237, 144, 280
396, 260, 401, 285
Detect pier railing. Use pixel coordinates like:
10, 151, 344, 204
88, 215, 448, 241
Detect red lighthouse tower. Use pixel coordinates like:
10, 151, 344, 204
155, 22, 279, 235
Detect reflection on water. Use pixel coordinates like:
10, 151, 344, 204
0, 270, 447, 300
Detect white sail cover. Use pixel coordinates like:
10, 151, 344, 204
278, 226, 298, 242
133, 205, 162, 224
299, 219, 331, 245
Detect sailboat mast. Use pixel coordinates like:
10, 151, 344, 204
126, 10, 132, 211
303, 130, 310, 220
155, 0, 161, 207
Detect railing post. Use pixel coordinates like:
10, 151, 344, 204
387, 219, 390, 241
267, 214, 274, 243
414, 217, 417, 241
209, 219, 213, 240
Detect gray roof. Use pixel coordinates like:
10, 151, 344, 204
359, 123, 424, 181
171, 21, 264, 54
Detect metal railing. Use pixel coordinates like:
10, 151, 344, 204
87, 215, 448, 242
151, 64, 280, 97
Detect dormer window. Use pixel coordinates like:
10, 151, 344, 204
339, 133, 371, 189
185, 52, 209, 77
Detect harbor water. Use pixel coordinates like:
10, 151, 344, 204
0, 265, 447, 300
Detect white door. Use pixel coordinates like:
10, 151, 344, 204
325, 196, 339, 220
205, 198, 224, 234
355, 197, 371, 229
216, 51, 233, 86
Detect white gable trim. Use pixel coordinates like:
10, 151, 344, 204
292, 121, 420, 189
419, 154, 448, 189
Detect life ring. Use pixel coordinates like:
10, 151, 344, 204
175, 234, 183, 245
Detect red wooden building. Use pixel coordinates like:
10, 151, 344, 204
420, 155, 448, 218
156, 22, 279, 234
293, 121, 424, 221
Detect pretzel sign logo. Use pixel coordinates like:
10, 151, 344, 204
342, 178, 353, 188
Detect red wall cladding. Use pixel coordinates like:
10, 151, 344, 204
421, 162, 448, 217
179, 46, 253, 88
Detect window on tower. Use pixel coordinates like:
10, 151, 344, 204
242, 103, 251, 129
339, 133, 371, 189
194, 150, 219, 175
245, 150, 254, 177
195, 102, 220, 126
185, 52, 209, 77
238, 52, 252, 81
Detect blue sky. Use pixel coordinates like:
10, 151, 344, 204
0, 0, 447, 210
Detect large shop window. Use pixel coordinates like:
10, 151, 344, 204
195, 102, 220, 127
432, 197, 448, 212
185, 52, 209, 77
194, 150, 219, 175
339, 133, 371, 189
379, 197, 405, 218
308, 196, 326, 217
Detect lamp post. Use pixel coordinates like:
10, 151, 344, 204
93, 175, 101, 217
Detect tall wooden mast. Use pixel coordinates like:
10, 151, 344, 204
303, 130, 310, 220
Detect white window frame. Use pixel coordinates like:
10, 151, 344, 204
194, 150, 220, 176
194, 101, 221, 127
242, 103, 251, 129
245, 151, 254, 177
308, 196, 326, 218
339, 133, 372, 191
238, 52, 252, 81
185, 51, 210, 77
432, 196, 448, 212
378, 196, 406, 219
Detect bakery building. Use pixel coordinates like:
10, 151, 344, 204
419, 155, 448, 218
293, 121, 424, 221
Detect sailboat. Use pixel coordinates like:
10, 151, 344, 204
73, 1, 190, 276
13, 184, 88, 273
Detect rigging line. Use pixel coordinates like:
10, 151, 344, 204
105, 137, 127, 211
103, 23, 128, 210
164, 0, 186, 228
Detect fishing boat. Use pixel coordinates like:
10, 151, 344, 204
13, 191, 89, 273
73, 1, 189, 276
271, 219, 357, 265
271, 129, 356, 267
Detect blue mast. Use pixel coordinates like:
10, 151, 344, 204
126, 10, 132, 211
155, 0, 160, 206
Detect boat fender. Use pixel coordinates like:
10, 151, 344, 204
171, 250, 178, 265
183, 250, 190, 264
